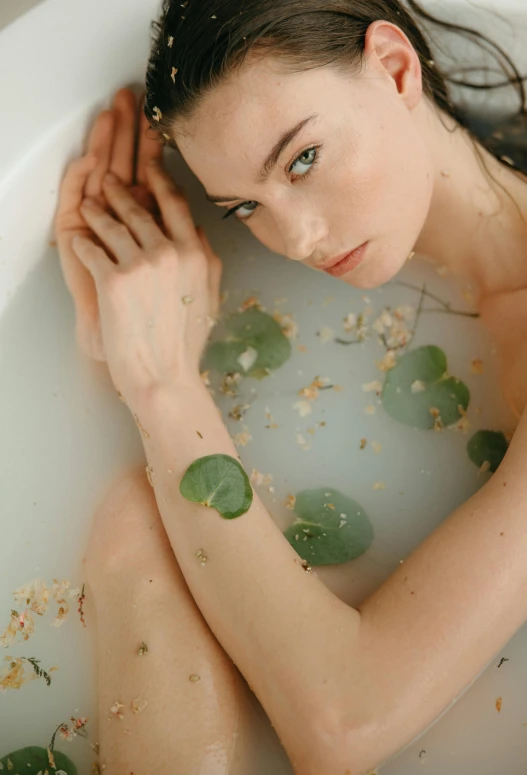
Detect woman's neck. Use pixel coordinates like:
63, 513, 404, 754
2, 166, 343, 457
414, 105, 527, 301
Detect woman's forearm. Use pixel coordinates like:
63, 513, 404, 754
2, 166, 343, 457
135, 380, 362, 772
135, 382, 527, 775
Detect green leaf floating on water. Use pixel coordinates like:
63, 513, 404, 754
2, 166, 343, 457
381, 345, 470, 429
180, 454, 253, 519
205, 309, 292, 377
283, 488, 374, 566
467, 430, 509, 473
0, 746, 77, 774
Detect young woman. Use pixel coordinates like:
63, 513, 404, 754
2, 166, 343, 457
55, 1, 527, 772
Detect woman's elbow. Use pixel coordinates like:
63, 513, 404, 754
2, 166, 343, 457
290, 709, 384, 775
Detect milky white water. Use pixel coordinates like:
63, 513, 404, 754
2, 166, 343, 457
1, 0, 527, 772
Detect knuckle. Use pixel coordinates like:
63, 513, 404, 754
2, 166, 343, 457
110, 221, 130, 239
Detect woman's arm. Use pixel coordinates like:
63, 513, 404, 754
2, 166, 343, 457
68, 153, 527, 775
136, 380, 527, 775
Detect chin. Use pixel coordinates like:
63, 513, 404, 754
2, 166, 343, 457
341, 243, 414, 290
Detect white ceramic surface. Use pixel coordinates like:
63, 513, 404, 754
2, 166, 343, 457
1, 1, 526, 772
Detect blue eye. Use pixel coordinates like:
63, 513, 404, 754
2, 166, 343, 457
221, 146, 321, 222
289, 147, 317, 176
235, 200, 258, 219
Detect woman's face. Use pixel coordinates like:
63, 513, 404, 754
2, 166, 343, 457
176, 47, 435, 289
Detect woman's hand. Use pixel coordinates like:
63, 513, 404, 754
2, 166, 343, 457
55, 88, 165, 361
70, 154, 222, 407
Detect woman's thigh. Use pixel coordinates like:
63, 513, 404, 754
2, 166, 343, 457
84, 465, 261, 774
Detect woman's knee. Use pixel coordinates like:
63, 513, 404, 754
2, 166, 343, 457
84, 464, 171, 582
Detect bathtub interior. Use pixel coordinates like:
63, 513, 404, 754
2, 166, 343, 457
0, 0, 527, 772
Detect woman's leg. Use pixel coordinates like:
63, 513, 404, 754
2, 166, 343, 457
84, 466, 257, 774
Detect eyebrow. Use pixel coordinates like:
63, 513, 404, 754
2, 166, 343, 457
205, 114, 317, 203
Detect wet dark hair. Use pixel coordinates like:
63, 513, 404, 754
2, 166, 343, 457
144, 0, 527, 173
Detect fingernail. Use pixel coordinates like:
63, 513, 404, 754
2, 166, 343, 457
104, 172, 118, 184
82, 198, 96, 209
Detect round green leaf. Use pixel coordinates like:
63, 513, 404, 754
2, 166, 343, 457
381, 345, 470, 428
467, 430, 509, 473
180, 454, 253, 519
283, 488, 374, 566
205, 309, 291, 377
0, 746, 77, 774
205, 341, 249, 375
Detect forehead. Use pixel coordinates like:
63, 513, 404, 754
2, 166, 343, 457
174, 58, 360, 186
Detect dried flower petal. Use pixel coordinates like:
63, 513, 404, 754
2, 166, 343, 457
377, 350, 397, 372
239, 296, 261, 312
110, 701, 125, 720
195, 549, 208, 566
249, 469, 273, 489
237, 346, 258, 373
411, 380, 426, 394
132, 696, 148, 714
293, 400, 313, 417
232, 427, 252, 447
362, 380, 382, 394
318, 326, 334, 344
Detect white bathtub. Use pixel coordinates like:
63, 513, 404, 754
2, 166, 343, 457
0, 1, 526, 773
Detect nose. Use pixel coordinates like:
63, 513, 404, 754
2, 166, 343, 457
277, 206, 329, 263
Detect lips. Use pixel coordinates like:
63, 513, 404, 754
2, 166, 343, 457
320, 243, 368, 278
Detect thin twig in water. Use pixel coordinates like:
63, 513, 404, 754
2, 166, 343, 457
403, 283, 427, 355
334, 337, 364, 346
421, 308, 480, 319
394, 280, 480, 318
49, 723, 64, 752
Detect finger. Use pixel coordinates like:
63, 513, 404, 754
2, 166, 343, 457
80, 198, 141, 267
145, 161, 200, 248
136, 99, 164, 186
85, 110, 116, 200
76, 310, 107, 362
102, 172, 167, 249
110, 89, 137, 186
197, 227, 223, 319
72, 235, 114, 283
55, 154, 97, 233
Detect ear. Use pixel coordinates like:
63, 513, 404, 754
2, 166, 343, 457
364, 21, 423, 110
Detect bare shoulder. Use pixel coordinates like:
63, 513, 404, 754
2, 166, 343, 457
478, 287, 527, 418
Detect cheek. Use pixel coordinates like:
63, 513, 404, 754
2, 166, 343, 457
371, 114, 433, 223
250, 217, 281, 254
336, 116, 434, 289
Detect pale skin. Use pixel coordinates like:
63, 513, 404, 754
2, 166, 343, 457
55, 21, 527, 775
